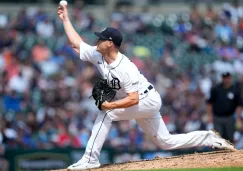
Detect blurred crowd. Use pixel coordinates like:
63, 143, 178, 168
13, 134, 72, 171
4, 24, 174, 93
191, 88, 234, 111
1, 1, 243, 167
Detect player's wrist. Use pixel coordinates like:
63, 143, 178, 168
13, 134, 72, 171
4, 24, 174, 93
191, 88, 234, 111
62, 17, 70, 22
101, 101, 113, 110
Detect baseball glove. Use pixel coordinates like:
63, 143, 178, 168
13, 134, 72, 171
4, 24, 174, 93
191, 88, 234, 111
92, 78, 116, 110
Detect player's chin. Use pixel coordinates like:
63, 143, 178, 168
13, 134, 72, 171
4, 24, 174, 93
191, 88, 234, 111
96, 47, 104, 53
96, 46, 101, 52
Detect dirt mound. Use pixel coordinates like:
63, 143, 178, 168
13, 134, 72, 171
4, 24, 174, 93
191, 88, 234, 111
54, 150, 243, 171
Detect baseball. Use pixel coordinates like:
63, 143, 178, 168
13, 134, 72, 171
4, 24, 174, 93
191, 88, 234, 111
59, 0, 68, 6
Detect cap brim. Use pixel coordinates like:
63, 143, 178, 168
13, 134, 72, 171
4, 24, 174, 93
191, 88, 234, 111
94, 32, 107, 39
222, 73, 232, 77
222, 75, 231, 77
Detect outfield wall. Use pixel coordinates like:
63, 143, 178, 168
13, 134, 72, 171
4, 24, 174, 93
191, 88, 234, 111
5, 148, 211, 171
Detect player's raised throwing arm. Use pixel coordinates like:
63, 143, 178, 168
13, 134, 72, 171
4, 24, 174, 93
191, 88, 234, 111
57, 3, 82, 53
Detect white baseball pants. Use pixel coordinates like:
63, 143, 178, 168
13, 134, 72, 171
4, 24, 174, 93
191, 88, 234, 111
79, 89, 214, 164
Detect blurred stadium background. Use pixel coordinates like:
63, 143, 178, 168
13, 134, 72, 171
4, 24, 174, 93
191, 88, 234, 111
0, 0, 243, 170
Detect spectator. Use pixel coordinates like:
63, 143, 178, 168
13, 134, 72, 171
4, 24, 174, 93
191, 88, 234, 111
190, 3, 201, 24
205, 4, 217, 21
222, 1, 243, 24
8, 71, 29, 94
215, 19, 233, 43
0, 144, 9, 171
36, 18, 54, 38
3, 90, 22, 112
31, 42, 51, 62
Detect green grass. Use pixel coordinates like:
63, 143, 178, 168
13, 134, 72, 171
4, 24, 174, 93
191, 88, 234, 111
128, 167, 243, 171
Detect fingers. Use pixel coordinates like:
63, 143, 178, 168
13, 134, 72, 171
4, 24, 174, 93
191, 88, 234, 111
57, 6, 67, 14
57, 10, 62, 15
57, 6, 64, 11
57, 7, 64, 15
59, 4, 67, 10
57, 8, 62, 12
57, 4, 68, 21
57, 6, 64, 13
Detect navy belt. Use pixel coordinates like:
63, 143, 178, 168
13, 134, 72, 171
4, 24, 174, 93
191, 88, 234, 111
143, 85, 153, 94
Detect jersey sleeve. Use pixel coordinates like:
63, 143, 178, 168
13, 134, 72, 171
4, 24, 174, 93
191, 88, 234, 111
79, 41, 97, 62
123, 67, 139, 93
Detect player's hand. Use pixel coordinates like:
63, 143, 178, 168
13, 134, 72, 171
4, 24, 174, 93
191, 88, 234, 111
101, 101, 112, 110
57, 4, 69, 22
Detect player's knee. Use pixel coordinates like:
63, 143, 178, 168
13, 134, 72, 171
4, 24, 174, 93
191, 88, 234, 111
159, 143, 172, 150
152, 134, 173, 150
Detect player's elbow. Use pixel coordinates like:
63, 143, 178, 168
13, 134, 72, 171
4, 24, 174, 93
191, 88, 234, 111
71, 37, 82, 51
72, 45, 80, 53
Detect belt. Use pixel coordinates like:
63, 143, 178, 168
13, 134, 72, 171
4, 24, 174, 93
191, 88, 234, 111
143, 85, 153, 94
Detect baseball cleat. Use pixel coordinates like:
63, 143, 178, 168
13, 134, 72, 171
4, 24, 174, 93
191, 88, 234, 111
67, 161, 100, 170
209, 130, 237, 151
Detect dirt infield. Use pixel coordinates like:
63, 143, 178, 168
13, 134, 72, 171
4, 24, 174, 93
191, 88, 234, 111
54, 150, 243, 171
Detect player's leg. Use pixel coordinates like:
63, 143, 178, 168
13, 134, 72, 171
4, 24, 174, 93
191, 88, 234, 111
136, 113, 236, 151
223, 115, 235, 143
67, 110, 113, 170
67, 90, 160, 170
136, 113, 212, 150
213, 116, 224, 139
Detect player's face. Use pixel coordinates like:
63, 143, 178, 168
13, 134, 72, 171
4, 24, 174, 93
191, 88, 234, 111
96, 38, 113, 53
222, 76, 232, 88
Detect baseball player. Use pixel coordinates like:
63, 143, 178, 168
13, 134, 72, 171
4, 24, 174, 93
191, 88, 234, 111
57, 4, 236, 170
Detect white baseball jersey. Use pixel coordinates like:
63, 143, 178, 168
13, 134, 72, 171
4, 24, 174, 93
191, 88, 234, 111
79, 41, 151, 99
69, 41, 221, 169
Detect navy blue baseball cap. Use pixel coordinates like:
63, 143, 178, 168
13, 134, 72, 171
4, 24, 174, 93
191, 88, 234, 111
222, 72, 232, 78
94, 27, 123, 47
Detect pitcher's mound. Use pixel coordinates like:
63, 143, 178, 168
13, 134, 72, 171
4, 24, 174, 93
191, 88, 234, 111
53, 150, 243, 171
